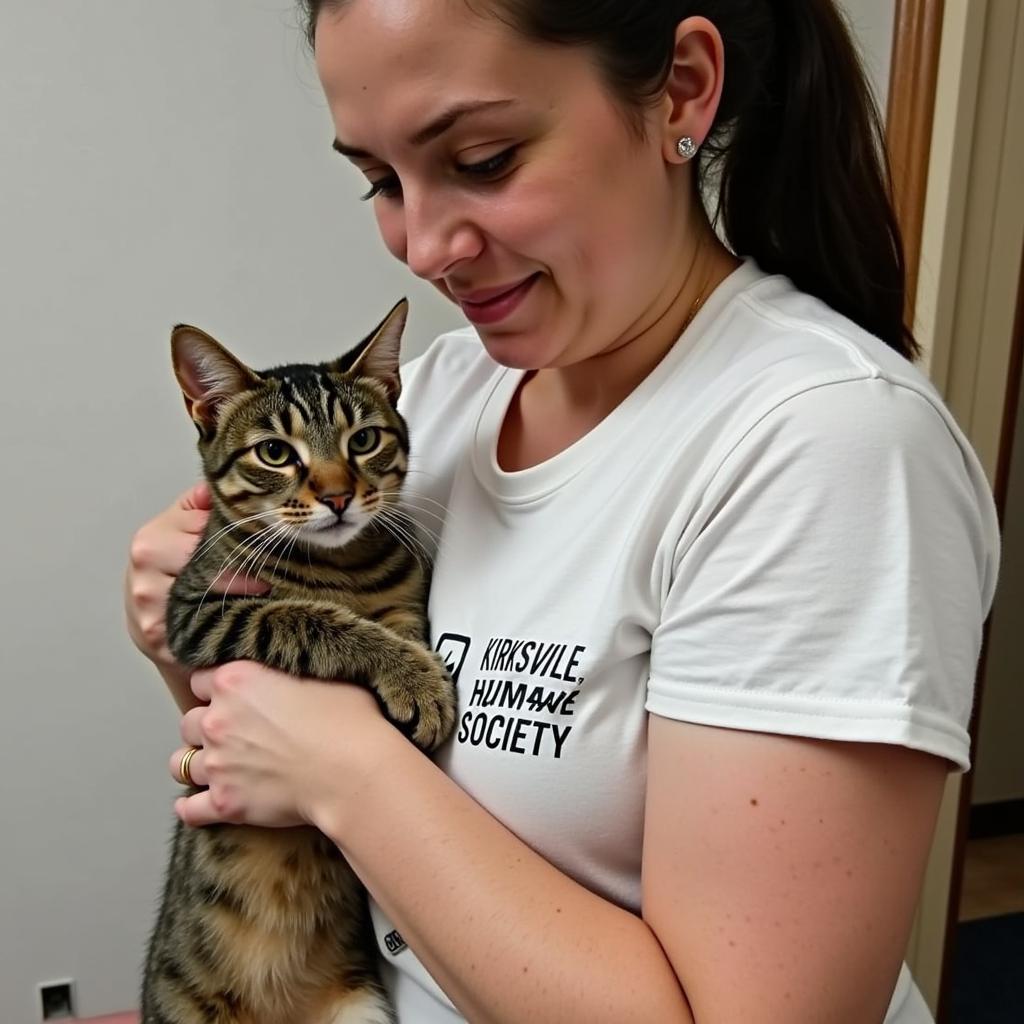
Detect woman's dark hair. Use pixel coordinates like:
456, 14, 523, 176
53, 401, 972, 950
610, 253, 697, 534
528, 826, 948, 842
301, 0, 919, 361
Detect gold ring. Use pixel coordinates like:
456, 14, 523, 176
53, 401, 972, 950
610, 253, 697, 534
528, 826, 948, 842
178, 746, 200, 787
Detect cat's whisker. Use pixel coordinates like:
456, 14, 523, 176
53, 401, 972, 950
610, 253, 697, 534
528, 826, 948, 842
192, 509, 282, 560
223, 523, 290, 606
194, 506, 292, 560
394, 491, 452, 513
376, 487, 452, 512
272, 529, 302, 578
390, 503, 447, 539
211, 521, 282, 576
401, 466, 443, 482
375, 518, 427, 572
375, 493, 456, 538
193, 523, 283, 620
377, 503, 444, 550
376, 489, 456, 523
388, 518, 441, 558
255, 523, 297, 581
392, 501, 451, 527
190, 516, 290, 607
374, 508, 432, 570
219, 524, 291, 617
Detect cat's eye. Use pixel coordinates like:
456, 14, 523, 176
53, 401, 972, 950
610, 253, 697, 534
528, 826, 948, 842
349, 428, 380, 455
255, 440, 297, 467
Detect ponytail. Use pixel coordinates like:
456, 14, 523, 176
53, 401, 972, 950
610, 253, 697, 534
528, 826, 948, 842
300, 0, 918, 360
709, 0, 918, 359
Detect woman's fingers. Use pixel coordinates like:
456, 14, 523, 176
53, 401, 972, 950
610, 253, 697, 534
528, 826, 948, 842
169, 745, 206, 788
190, 666, 220, 704
128, 503, 208, 579
176, 790, 231, 828
210, 569, 271, 595
180, 705, 206, 746
126, 484, 214, 666
177, 507, 212, 537
137, 526, 207, 578
180, 481, 212, 513
175, 488, 269, 594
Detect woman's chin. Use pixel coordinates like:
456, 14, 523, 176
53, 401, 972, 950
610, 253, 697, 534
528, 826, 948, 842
477, 328, 557, 371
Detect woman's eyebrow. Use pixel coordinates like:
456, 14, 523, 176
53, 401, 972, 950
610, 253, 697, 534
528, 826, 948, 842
332, 98, 517, 159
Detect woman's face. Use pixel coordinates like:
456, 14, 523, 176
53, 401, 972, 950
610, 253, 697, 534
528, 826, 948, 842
316, 0, 692, 370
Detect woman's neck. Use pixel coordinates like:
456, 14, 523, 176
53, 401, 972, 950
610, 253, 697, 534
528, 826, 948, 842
496, 234, 741, 472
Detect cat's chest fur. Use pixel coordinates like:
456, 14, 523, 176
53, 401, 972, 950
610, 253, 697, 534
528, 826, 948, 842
197, 825, 356, 932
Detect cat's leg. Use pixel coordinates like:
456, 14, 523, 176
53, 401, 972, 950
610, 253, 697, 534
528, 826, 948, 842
167, 595, 455, 751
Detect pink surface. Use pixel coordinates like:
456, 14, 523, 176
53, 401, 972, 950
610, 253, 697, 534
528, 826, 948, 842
75, 1016, 138, 1024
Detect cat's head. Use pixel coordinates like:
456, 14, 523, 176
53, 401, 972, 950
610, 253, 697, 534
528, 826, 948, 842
171, 299, 411, 551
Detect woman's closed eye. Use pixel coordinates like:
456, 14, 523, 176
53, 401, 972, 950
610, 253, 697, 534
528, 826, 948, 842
360, 146, 519, 202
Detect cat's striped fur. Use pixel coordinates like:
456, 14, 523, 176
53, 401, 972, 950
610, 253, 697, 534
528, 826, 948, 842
142, 300, 455, 1024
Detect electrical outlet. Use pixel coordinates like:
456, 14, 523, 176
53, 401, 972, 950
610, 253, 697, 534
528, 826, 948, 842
37, 979, 76, 1021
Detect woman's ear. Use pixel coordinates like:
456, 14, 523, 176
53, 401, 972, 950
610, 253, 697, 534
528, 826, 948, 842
659, 16, 726, 164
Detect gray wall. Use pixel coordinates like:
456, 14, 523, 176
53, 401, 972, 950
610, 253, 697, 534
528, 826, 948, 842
0, 2, 893, 1020
842, 0, 896, 113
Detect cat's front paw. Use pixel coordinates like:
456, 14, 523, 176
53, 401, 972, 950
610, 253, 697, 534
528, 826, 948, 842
376, 648, 456, 753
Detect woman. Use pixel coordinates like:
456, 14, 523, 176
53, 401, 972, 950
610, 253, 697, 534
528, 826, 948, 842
125, 1, 1001, 1021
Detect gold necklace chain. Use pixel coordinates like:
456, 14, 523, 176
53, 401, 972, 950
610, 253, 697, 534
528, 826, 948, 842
681, 267, 715, 334
679, 240, 717, 335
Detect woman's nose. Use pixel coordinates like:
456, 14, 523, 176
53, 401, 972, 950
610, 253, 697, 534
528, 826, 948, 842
401, 190, 483, 281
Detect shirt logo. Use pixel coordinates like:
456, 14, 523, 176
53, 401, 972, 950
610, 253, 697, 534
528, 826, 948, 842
383, 929, 407, 956
436, 632, 471, 684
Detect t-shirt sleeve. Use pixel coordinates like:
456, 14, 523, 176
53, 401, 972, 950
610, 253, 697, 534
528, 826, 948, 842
646, 377, 1000, 771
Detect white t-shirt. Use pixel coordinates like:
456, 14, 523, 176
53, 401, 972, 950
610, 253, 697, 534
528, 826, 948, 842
370, 258, 1001, 1022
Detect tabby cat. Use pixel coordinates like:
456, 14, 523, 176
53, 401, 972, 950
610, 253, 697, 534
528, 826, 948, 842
142, 299, 456, 1024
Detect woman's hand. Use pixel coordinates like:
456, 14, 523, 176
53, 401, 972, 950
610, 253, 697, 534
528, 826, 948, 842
171, 661, 398, 832
125, 482, 268, 669
125, 482, 213, 671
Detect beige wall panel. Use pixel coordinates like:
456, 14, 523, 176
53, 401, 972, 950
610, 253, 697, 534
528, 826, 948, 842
909, 0, 1024, 1012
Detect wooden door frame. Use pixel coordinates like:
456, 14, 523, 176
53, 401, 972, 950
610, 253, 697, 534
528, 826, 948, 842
886, 1, 1024, 1019
883, 4, 951, 1014
886, 0, 946, 333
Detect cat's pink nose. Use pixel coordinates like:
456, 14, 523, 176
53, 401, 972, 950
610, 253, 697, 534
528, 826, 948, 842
319, 492, 354, 515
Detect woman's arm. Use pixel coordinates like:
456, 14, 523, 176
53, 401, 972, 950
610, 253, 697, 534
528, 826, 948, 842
154, 662, 199, 715
643, 717, 947, 1023
318, 716, 697, 1024
173, 663, 948, 1024
331, 716, 946, 1019
173, 663, 694, 1023
319, 712, 945, 1023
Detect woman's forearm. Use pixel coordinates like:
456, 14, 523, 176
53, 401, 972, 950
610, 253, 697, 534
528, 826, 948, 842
315, 730, 695, 1024
158, 661, 201, 714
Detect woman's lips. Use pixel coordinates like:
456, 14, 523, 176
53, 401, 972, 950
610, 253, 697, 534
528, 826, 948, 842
456, 274, 541, 325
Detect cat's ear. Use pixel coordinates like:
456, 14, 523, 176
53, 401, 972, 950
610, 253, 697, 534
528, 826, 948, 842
171, 325, 259, 437
343, 298, 408, 403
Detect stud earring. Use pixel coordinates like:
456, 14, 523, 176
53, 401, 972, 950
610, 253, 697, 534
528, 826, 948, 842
676, 136, 698, 161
